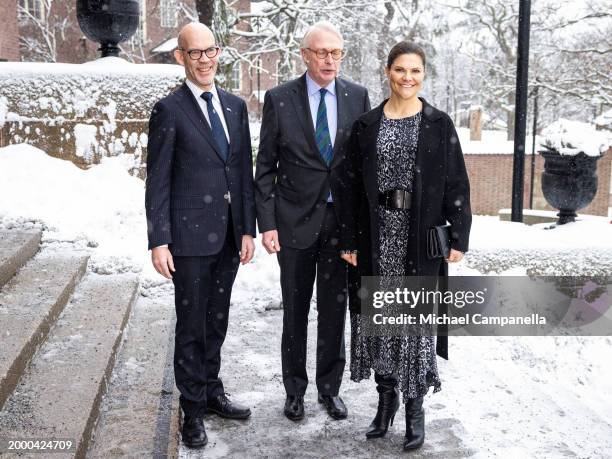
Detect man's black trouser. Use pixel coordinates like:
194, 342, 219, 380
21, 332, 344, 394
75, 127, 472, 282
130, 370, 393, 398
277, 204, 348, 396
172, 219, 239, 418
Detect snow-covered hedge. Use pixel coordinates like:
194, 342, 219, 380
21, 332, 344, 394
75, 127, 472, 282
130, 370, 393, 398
0, 57, 184, 176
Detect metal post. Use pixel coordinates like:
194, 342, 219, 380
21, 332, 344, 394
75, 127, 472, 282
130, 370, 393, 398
511, 0, 532, 222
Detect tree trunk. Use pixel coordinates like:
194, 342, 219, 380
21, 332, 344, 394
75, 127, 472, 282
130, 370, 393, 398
196, 0, 215, 26
376, 2, 395, 101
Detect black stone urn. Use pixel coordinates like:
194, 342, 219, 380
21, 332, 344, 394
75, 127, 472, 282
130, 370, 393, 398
77, 0, 140, 58
539, 150, 601, 224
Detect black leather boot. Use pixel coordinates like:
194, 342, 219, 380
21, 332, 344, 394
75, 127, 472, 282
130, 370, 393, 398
365, 373, 400, 439
403, 396, 425, 450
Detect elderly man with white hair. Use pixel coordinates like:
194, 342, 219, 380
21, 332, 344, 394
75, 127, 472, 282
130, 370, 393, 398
255, 21, 371, 421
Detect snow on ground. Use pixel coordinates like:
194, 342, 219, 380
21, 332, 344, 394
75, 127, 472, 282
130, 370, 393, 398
2, 143, 612, 456
469, 214, 612, 251
0, 144, 147, 274
457, 127, 524, 155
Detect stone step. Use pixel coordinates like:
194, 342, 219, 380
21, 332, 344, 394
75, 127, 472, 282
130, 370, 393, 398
0, 250, 89, 410
88, 286, 179, 458
0, 229, 41, 289
0, 273, 139, 459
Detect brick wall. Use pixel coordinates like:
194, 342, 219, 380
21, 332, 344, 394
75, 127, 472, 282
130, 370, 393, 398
465, 150, 612, 216
0, 0, 20, 61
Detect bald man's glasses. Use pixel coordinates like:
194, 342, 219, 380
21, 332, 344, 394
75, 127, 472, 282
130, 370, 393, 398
179, 46, 220, 60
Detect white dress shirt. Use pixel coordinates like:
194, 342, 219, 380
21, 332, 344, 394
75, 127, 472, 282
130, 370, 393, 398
185, 78, 230, 143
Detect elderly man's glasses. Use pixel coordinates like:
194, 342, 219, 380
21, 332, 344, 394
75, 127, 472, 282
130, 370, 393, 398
179, 46, 220, 60
306, 48, 346, 60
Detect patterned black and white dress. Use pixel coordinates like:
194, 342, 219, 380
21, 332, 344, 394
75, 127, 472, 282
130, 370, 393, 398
349, 111, 442, 401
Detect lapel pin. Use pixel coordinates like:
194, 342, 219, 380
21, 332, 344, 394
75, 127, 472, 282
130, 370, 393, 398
226, 107, 232, 112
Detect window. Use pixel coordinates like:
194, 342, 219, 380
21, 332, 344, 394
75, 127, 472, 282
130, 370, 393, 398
160, 0, 178, 28
230, 61, 242, 91
18, 0, 44, 20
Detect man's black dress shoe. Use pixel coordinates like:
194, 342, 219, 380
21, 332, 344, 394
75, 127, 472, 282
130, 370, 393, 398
284, 395, 304, 421
207, 394, 251, 419
182, 416, 208, 449
318, 394, 348, 420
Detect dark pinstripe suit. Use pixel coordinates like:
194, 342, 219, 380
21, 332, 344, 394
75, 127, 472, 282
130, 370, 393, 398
145, 82, 255, 417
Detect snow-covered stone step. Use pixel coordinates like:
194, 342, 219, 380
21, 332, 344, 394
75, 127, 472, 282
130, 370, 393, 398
88, 286, 179, 458
0, 229, 41, 289
0, 250, 88, 409
0, 273, 139, 459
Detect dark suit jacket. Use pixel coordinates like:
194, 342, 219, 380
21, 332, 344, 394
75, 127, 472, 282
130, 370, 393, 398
145, 82, 256, 256
254, 73, 371, 249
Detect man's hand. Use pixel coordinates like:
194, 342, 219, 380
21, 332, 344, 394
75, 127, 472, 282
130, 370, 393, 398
445, 248, 464, 263
262, 230, 281, 254
151, 246, 175, 279
340, 252, 358, 267
240, 235, 255, 264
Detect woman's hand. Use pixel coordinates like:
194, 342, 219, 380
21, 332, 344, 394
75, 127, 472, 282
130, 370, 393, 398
340, 252, 358, 267
445, 249, 464, 263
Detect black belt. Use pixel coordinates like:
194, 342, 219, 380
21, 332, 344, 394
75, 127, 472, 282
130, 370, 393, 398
378, 189, 412, 209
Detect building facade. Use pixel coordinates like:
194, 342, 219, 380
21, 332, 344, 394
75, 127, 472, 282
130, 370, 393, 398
0, 0, 20, 61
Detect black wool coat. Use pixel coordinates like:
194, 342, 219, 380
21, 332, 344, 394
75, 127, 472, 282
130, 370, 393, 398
335, 98, 472, 358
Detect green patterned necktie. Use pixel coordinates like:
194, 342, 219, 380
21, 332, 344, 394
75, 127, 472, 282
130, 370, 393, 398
315, 88, 333, 165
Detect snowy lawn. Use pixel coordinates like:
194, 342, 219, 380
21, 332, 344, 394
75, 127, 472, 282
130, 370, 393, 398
1, 144, 611, 456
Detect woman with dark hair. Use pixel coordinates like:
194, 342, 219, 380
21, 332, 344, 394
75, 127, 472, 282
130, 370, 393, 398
336, 41, 471, 451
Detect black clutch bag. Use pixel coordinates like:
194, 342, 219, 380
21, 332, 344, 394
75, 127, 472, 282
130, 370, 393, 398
427, 224, 451, 259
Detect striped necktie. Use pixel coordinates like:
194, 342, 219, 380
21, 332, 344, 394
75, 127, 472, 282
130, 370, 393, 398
315, 88, 333, 165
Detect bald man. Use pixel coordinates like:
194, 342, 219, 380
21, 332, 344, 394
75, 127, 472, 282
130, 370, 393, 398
145, 22, 255, 449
